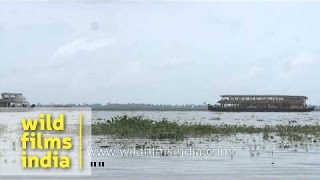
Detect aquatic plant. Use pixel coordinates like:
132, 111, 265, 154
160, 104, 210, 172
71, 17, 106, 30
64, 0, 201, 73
91, 115, 320, 141
210, 117, 221, 120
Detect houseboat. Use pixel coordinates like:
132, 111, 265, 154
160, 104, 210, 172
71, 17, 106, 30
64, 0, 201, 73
0, 93, 30, 107
208, 95, 315, 112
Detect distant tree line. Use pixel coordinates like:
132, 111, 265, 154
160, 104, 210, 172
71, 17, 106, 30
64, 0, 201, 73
35, 103, 320, 111
36, 103, 208, 111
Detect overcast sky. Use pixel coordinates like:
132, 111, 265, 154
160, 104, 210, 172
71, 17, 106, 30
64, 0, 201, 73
0, 2, 320, 105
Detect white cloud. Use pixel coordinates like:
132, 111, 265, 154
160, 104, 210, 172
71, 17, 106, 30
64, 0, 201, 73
249, 66, 264, 76
53, 37, 116, 58
279, 51, 320, 77
291, 51, 319, 66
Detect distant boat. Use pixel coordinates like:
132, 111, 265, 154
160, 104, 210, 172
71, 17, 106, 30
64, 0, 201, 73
208, 95, 315, 112
0, 93, 33, 107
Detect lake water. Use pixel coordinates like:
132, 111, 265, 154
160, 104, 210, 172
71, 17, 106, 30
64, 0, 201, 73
93, 111, 320, 126
91, 111, 320, 179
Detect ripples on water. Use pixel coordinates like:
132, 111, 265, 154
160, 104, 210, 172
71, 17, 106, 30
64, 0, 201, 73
91, 111, 320, 178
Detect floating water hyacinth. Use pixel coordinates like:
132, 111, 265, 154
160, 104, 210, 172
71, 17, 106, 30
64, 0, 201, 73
92, 115, 320, 142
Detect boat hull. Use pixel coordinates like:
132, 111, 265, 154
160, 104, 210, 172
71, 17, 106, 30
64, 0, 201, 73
208, 104, 315, 112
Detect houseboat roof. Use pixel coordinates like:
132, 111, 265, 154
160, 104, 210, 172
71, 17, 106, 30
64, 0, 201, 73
0, 93, 29, 103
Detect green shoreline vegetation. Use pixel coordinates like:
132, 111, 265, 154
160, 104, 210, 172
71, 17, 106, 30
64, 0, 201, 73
92, 115, 320, 141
